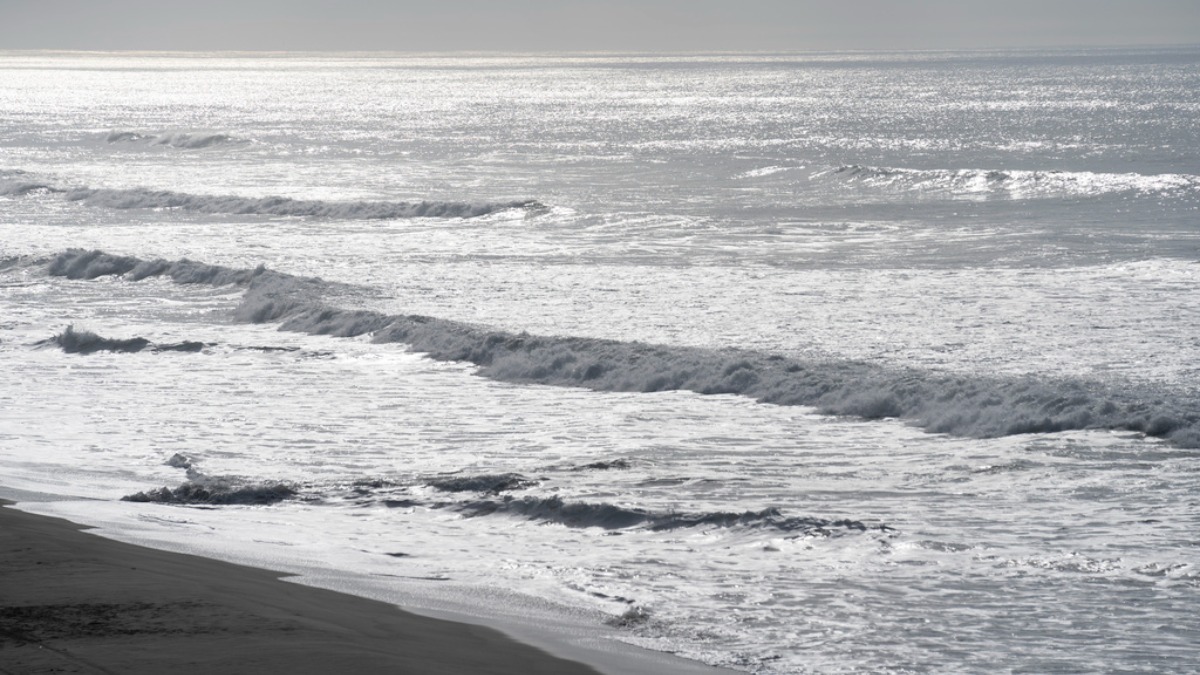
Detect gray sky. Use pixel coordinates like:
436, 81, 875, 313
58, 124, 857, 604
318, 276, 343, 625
2, 0, 1198, 52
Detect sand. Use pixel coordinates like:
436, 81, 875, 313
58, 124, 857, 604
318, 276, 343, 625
0, 500, 602, 674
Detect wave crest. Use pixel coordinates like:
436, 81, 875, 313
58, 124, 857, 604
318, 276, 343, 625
64, 187, 540, 220
46, 249, 271, 286
43, 325, 149, 354
39, 325, 207, 355
122, 479, 296, 505
426, 473, 540, 494
0, 169, 61, 197
105, 130, 245, 149
818, 164, 1200, 198
455, 495, 883, 534
4, 168, 542, 220
43, 250, 1200, 449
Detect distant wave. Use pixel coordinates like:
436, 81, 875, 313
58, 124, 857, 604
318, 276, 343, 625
0, 169, 60, 197
426, 473, 540, 494
3, 168, 541, 220
735, 165, 793, 179
817, 164, 1200, 198
572, 459, 633, 471
46, 248, 274, 286
64, 187, 541, 220
105, 130, 245, 149
43, 249, 1200, 448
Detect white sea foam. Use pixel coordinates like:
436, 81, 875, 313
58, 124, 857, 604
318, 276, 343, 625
5, 49, 1200, 675
734, 165, 793, 179
41, 249, 1200, 449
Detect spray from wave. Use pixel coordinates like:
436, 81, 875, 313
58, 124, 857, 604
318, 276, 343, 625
42, 249, 1200, 448
122, 455, 296, 506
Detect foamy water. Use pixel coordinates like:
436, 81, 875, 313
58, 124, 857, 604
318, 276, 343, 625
3, 49, 1200, 673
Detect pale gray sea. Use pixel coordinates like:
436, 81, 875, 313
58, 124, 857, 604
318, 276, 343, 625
2, 48, 1199, 673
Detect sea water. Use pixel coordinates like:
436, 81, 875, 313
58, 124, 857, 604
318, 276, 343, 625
2, 48, 1199, 673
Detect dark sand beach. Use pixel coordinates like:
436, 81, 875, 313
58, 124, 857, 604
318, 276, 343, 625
0, 500, 600, 674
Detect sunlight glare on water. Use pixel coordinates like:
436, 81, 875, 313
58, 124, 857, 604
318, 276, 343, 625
2, 48, 1200, 673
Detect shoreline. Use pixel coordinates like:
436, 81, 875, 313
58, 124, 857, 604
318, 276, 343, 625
0, 498, 727, 675
0, 499, 602, 674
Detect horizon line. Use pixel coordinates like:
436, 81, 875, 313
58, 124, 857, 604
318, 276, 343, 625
3, 43, 1199, 58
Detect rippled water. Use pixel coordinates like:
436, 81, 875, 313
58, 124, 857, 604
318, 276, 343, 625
2, 48, 1199, 673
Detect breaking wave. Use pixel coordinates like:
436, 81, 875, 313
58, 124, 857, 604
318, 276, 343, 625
817, 164, 1200, 198
43, 249, 1200, 448
64, 187, 540, 219
40, 325, 205, 355
573, 459, 633, 471
426, 473, 540, 494
2, 169, 541, 220
44, 325, 149, 354
123, 455, 295, 505
454, 495, 884, 534
105, 130, 245, 149
45, 248, 297, 289
123, 479, 296, 505
0, 169, 60, 197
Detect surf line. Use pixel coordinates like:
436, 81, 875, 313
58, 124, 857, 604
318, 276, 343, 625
42, 248, 1200, 449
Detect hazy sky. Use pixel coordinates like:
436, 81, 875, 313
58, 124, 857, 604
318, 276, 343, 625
2, 0, 1198, 52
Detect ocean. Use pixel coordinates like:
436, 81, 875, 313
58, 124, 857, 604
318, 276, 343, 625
2, 47, 1199, 673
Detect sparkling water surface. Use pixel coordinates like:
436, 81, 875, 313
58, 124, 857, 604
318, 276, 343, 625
2, 48, 1199, 673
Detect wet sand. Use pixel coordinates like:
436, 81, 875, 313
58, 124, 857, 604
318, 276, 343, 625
0, 500, 600, 674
